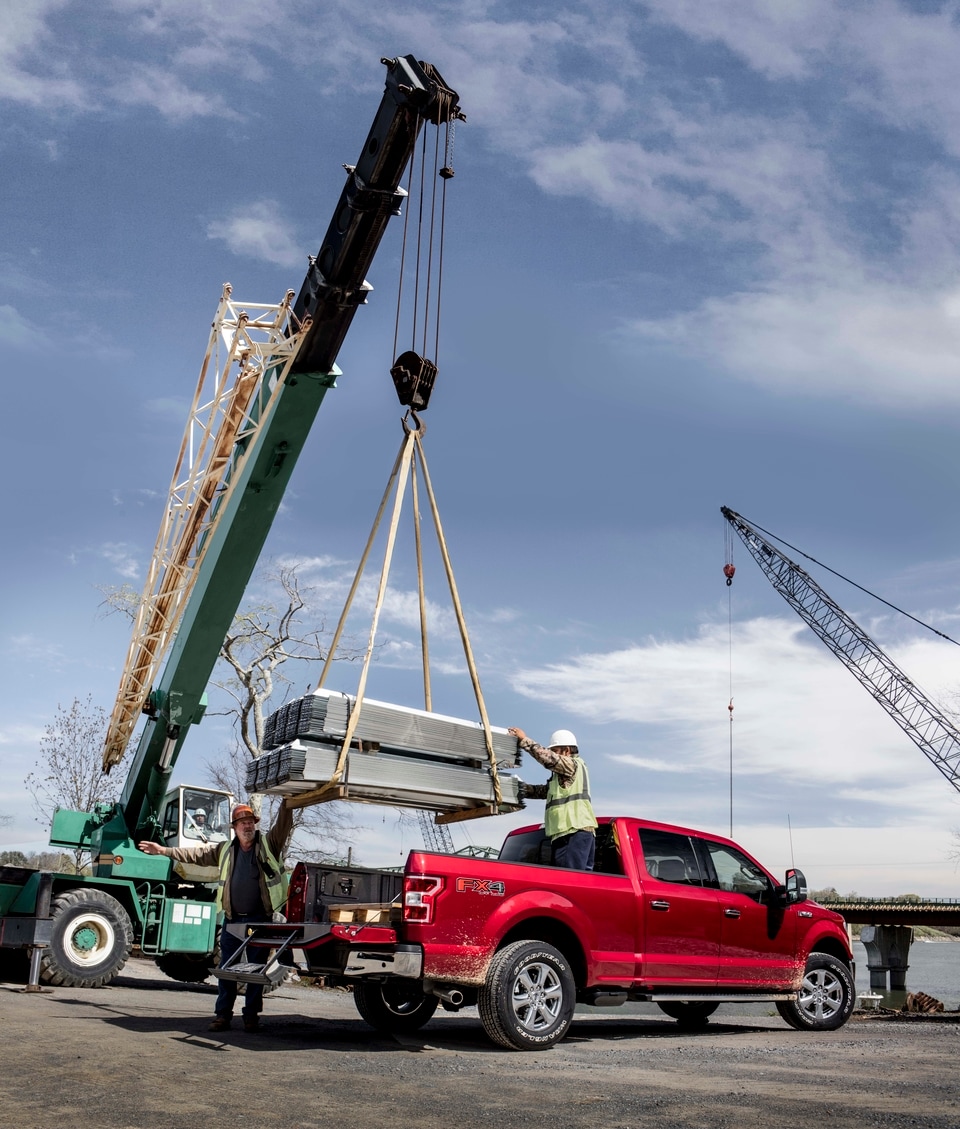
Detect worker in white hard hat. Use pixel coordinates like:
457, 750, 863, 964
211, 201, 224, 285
507, 726, 598, 870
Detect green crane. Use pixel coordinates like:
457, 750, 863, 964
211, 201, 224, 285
0, 56, 464, 990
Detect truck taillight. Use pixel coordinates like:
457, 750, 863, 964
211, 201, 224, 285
286, 861, 307, 922
403, 874, 443, 923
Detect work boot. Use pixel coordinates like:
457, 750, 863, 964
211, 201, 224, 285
243, 1016, 260, 1033
208, 1015, 232, 1032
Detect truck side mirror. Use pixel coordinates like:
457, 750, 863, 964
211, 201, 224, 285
783, 868, 808, 905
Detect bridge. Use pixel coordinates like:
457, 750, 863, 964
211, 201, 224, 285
825, 898, 960, 990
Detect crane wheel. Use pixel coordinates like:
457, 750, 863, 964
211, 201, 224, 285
41, 888, 134, 988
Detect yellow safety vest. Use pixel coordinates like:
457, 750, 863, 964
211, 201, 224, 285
217, 833, 288, 917
545, 758, 598, 840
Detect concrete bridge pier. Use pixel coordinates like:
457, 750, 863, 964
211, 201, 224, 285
859, 924, 914, 990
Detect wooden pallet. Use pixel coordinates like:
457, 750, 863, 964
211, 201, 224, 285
326, 903, 400, 924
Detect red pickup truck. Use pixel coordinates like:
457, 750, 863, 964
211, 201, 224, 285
225, 816, 855, 1050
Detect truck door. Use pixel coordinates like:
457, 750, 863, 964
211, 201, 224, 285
695, 838, 797, 986
635, 828, 719, 985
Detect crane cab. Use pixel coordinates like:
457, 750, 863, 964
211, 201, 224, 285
159, 786, 234, 883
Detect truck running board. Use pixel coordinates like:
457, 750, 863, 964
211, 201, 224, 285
643, 991, 798, 1002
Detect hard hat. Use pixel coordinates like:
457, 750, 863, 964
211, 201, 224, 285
231, 804, 259, 825
548, 729, 578, 750
195, 809, 206, 818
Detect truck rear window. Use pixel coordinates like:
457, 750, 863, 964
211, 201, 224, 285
499, 825, 623, 875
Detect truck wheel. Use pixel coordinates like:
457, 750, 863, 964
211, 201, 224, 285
154, 952, 217, 983
41, 889, 134, 988
776, 953, 855, 1031
478, 940, 576, 1051
657, 1001, 720, 1028
353, 978, 439, 1033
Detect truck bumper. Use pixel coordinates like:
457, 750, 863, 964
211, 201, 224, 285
342, 943, 422, 979
222, 921, 422, 981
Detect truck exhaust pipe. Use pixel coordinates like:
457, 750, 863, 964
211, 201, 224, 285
427, 984, 464, 1007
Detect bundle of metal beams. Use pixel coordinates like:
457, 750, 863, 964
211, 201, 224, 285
262, 689, 520, 768
246, 738, 523, 813
253, 689, 523, 813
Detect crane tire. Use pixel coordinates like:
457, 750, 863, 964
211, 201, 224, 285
41, 888, 134, 988
154, 951, 217, 983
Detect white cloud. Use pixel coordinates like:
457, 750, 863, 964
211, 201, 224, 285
642, 0, 840, 80
0, 304, 36, 347
0, 0, 86, 108
512, 615, 960, 802
108, 63, 234, 120
206, 201, 304, 268
0, 723, 45, 750
99, 542, 140, 580
5, 635, 67, 666
625, 275, 960, 409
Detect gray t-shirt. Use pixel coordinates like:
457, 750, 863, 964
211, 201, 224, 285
229, 844, 265, 916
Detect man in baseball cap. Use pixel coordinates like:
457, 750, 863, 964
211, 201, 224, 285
139, 797, 293, 1032
508, 726, 598, 870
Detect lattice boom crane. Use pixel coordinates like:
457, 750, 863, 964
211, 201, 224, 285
721, 506, 960, 794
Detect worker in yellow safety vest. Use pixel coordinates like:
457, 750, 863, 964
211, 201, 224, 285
508, 727, 598, 870
139, 800, 292, 1032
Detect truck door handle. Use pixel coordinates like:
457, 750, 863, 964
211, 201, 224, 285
724, 908, 741, 919
650, 900, 670, 911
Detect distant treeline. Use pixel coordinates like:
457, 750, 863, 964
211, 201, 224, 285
0, 850, 78, 872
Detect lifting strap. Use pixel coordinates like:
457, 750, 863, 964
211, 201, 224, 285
286, 411, 503, 810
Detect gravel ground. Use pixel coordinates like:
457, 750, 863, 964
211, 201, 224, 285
2, 957, 958, 1129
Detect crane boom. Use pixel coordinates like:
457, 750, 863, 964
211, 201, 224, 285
112, 56, 463, 837
721, 506, 960, 794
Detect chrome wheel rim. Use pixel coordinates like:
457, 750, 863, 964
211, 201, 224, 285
511, 961, 564, 1032
797, 967, 844, 1022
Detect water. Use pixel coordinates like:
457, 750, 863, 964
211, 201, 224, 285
853, 938, 960, 1010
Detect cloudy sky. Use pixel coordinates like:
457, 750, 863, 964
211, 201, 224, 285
4, 0, 960, 896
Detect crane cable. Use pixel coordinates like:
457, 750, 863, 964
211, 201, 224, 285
288, 413, 503, 811
724, 518, 735, 837
288, 114, 505, 813
735, 511, 960, 648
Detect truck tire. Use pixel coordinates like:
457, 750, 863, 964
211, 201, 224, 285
353, 978, 439, 1033
478, 940, 576, 1051
41, 889, 134, 988
776, 952, 855, 1031
657, 1001, 720, 1028
154, 952, 217, 983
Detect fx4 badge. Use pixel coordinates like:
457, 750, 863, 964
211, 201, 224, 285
455, 877, 505, 896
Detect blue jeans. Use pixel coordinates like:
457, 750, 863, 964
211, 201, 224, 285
552, 830, 596, 870
216, 914, 265, 1020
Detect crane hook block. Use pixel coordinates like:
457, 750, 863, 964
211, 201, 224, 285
723, 563, 736, 586
391, 350, 437, 411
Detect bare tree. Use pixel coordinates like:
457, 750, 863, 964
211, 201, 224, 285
207, 565, 362, 859
24, 696, 130, 872
216, 566, 332, 759
99, 565, 362, 859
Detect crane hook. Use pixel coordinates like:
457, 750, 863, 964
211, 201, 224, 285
723, 563, 736, 587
